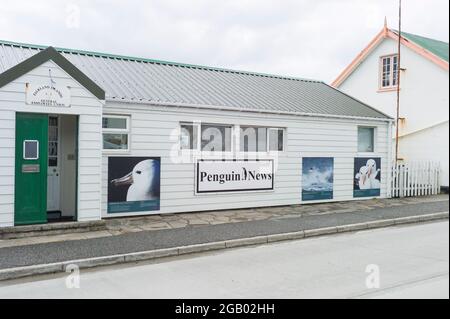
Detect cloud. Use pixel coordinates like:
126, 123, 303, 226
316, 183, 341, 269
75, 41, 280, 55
0, 0, 448, 83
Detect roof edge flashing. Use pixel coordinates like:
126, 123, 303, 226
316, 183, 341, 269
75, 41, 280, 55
0, 45, 105, 100
106, 97, 394, 122
323, 82, 393, 120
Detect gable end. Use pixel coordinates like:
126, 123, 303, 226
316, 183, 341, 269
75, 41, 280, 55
0, 46, 105, 100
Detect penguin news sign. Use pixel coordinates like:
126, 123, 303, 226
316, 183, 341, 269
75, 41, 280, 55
196, 159, 274, 193
25, 83, 71, 107
107, 157, 161, 214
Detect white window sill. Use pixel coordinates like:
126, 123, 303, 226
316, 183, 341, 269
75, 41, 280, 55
178, 150, 285, 157
357, 152, 379, 157
377, 87, 399, 93
178, 150, 235, 157
102, 149, 131, 155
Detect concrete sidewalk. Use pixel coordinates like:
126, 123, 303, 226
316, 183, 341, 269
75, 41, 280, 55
1, 195, 448, 248
0, 196, 448, 272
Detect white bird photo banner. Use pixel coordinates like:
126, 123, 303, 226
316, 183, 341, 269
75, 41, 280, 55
107, 157, 161, 214
354, 157, 381, 198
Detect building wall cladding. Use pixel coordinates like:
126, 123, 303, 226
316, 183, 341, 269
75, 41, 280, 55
338, 37, 449, 187
0, 60, 104, 227
398, 121, 449, 187
0, 108, 14, 227
101, 102, 391, 218
0, 44, 393, 225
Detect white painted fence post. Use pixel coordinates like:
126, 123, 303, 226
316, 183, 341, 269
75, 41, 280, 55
390, 160, 441, 198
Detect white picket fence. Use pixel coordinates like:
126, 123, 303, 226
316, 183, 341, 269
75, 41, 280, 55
391, 161, 441, 198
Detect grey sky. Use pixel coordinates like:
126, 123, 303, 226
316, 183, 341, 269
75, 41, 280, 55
0, 0, 448, 83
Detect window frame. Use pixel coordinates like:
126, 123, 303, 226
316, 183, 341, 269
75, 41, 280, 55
102, 114, 131, 153
178, 122, 234, 155
379, 54, 399, 91
235, 125, 286, 154
178, 122, 286, 155
238, 125, 269, 153
267, 127, 285, 153
48, 115, 60, 167
23, 140, 39, 160
200, 123, 234, 154
357, 126, 377, 155
179, 122, 201, 151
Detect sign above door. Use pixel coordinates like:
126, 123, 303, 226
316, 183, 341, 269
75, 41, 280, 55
26, 83, 71, 107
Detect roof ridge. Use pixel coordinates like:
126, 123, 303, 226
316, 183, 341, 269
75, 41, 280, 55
0, 39, 322, 84
391, 29, 449, 45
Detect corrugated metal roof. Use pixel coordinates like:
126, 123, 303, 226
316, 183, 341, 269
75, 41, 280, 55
0, 40, 390, 119
393, 30, 449, 62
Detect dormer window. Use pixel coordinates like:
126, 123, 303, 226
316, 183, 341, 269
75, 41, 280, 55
380, 55, 399, 89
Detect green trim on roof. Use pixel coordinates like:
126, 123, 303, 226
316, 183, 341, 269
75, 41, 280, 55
0, 39, 321, 83
0, 46, 105, 100
395, 30, 449, 62
0, 40, 392, 120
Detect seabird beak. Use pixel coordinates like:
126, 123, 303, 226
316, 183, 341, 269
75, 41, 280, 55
111, 171, 133, 186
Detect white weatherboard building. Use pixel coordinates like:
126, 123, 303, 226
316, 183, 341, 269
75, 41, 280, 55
333, 24, 449, 190
0, 40, 392, 228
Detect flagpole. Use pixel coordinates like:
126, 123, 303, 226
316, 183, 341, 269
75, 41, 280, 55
395, 0, 402, 163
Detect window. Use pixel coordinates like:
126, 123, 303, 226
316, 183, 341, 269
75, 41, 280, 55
239, 126, 284, 153
103, 117, 127, 130
392, 55, 399, 86
23, 140, 39, 160
358, 127, 375, 153
240, 126, 267, 152
268, 128, 284, 152
48, 116, 58, 166
380, 55, 399, 89
180, 123, 198, 150
201, 124, 232, 152
102, 115, 130, 151
179, 122, 232, 152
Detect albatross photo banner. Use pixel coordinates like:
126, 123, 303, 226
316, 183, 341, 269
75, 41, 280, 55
107, 157, 161, 213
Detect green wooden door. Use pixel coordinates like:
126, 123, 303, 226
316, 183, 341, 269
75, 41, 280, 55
15, 113, 48, 225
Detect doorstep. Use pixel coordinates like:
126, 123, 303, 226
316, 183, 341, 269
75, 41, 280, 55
0, 220, 107, 240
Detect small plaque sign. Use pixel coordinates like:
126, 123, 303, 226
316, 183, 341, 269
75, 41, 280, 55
22, 164, 40, 173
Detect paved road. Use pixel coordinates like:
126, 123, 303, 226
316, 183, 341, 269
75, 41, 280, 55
0, 221, 448, 298
0, 200, 448, 269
